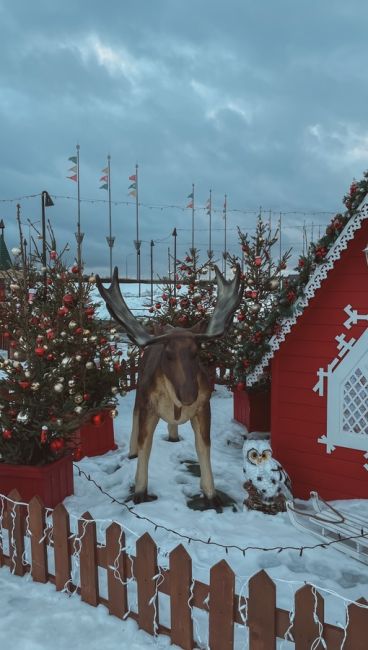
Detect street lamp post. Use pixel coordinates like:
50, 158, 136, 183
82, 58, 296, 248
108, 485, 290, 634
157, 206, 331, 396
41, 191, 54, 296
150, 239, 154, 306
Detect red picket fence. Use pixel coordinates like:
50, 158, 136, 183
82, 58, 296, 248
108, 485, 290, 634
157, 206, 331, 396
1, 489, 367, 649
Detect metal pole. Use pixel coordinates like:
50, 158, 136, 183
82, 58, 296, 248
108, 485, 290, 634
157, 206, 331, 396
108, 154, 112, 279
207, 189, 212, 280
168, 247, 171, 280
279, 212, 282, 287
172, 228, 177, 298
136, 163, 141, 297
223, 194, 227, 279
150, 240, 154, 306
191, 183, 195, 254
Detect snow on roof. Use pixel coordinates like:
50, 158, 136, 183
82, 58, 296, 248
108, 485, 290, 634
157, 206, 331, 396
247, 196, 368, 386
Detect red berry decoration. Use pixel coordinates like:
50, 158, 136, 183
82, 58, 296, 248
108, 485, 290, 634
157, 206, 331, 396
35, 347, 46, 357
63, 293, 74, 306
255, 256, 262, 266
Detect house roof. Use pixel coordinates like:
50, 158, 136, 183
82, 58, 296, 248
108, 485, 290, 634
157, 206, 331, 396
247, 196, 368, 386
0, 231, 12, 271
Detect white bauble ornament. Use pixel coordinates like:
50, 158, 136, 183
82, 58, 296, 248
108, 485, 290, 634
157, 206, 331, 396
54, 383, 64, 393
85, 361, 94, 369
11, 247, 21, 256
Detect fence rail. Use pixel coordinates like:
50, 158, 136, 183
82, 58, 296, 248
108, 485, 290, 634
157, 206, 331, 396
1, 489, 367, 649
120, 358, 233, 391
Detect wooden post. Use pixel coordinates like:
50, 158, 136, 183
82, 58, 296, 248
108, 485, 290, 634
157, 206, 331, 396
135, 533, 159, 635
53, 503, 71, 591
293, 585, 325, 649
169, 544, 194, 650
344, 597, 368, 650
208, 559, 235, 650
248, 570, 276, 649
29, 496, 48, 583
79, 511, 99, 606
106, 522, 128, 619
7, 489, 25, 577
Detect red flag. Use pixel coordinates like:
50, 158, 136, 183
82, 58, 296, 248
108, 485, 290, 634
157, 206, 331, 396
100, 175, 108, 182
67, 174, 77, 182
129, 175, 136, 181
186, 202, 193, 209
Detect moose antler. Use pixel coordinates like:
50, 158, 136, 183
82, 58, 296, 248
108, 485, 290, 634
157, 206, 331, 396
199, 264, 243, 339
96, 267, 153, 346
96, 264, 243, 348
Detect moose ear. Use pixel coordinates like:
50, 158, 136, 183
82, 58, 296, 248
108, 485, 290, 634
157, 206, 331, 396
190, 320, 208, 334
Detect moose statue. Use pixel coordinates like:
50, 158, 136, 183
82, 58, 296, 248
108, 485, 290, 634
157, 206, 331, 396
96, 265, 243, 511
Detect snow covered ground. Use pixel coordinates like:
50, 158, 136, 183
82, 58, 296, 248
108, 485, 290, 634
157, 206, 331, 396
2, 387, 368, 649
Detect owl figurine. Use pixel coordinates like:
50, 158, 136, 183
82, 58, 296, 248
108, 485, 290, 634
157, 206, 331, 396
242, 434, 293, 514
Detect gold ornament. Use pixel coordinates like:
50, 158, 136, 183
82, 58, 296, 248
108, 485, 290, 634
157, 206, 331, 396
74, 393, 83, 404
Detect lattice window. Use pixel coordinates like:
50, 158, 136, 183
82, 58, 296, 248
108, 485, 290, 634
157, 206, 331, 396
342, 367, 368, 438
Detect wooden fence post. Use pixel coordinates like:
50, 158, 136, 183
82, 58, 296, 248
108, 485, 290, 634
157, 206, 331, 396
53, 503, 71, 591
293, 585, 325, 650
106, 522, 128, 619
79, 511, 99, 606
7, 489, 26, 577
29, 496, 48, 583
344, 597, 368, 650
208, 559, 235, 650
169, 544, 194, 650
248, 570, 276, 649
135, 533, 159, 635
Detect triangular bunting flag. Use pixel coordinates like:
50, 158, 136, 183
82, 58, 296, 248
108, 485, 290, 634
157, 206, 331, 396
129, 174, 136, 181
68, 156, 77, 164
100, 175, 108, 182
67, 175, 77, 182
129, 191, 137, 197
102, 167, 109, 174
186, 202, 193, 209
128, 183, 136, 189
69, 165, 77, 173
187, 192, 194, 199
100, 183, 108, 190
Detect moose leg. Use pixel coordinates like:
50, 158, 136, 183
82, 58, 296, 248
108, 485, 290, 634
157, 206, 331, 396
191, 403, 222, 513
133, 409, 159, 504
128, 403, 139, 458
167, 423, 180, 442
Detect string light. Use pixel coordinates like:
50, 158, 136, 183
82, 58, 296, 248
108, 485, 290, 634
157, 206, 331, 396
73, 465, 368, 557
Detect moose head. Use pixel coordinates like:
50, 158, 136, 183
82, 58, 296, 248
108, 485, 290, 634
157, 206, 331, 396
96, 265, 243, 511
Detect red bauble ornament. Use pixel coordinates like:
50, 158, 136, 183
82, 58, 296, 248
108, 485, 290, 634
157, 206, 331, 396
91, 413, 104, 426
298, 258, 305, 268
85, 306, 95, 316
155, 302, 161, 310
18, 380, 31, 389
2, 429, 12, 440
162, 293, 168, 301
50, 438, 65, 453
58, 306, 69, 316
180, 298, 189, 308
148, 307, 154, 313
242, 360, 250, 368
83, 393, 90, 401
35, 347, 46, 357
185, 256, 192, 263
50, 250, 57, 260
176, 284, 182, 290
74, 327, 83, 335
71, 264, 79, 274
255, 256, 262, 266
237, 313, 245, 322
63, 294, 74, 306
169, 297, 177, 306
251, 290, 258, 299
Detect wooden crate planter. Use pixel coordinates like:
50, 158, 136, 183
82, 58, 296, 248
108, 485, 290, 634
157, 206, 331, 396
0, 454, 73, 508
71, 411, 117, 460
233, 386, 271, 432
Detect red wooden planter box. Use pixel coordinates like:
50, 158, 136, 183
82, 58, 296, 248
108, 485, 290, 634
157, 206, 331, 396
233, 387, 271, 432
71, 411, 117, 460
0, 454, 74, 508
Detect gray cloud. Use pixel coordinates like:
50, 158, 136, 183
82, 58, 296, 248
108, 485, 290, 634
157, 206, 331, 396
1, 0, 368, 276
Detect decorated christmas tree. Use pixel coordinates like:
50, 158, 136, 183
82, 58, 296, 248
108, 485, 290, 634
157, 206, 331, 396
228, 215, 291, 388
0, 216, 126, 465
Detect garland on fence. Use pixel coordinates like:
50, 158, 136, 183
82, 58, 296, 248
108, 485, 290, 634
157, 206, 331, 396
73, 464, 368, 557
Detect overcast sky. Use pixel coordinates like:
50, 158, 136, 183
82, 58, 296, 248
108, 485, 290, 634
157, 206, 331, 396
1, 0, 368, 278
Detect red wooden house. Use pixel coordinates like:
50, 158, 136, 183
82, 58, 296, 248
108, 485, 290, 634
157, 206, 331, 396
246, 198, 368, 500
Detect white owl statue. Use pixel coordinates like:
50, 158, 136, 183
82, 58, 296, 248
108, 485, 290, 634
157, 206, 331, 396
242, 434, 293, 514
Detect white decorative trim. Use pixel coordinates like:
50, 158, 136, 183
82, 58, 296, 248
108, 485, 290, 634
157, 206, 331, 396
247, 199, 368, 386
